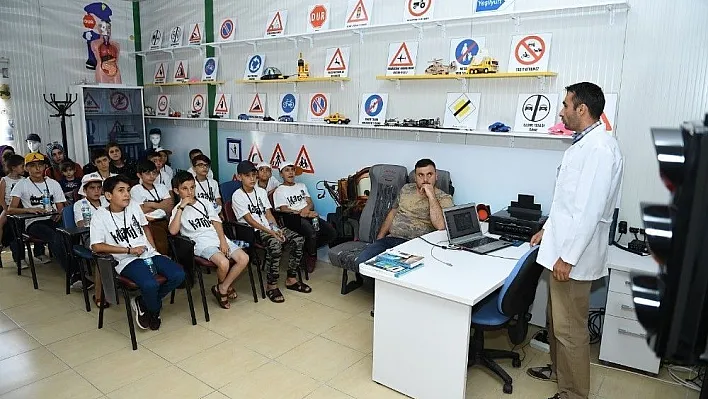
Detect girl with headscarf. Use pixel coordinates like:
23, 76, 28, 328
44, 142, 83, 181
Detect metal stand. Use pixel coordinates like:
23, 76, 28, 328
42, 93, 77, 158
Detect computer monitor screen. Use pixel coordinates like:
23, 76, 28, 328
445, 205, 481, 240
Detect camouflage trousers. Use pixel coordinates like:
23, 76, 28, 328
257, 228, 305, 285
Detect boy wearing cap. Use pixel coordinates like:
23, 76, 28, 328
191, 154, 222, 216
187, 149, 214, 180
75, 174, 109, 307
131, 159, 173, 256
232, 161, 310, 303
274, 162, 336, 273
256, 163, 281, 196
7, 153, 76, 283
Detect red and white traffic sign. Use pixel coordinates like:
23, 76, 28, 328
270, 143, 287, 169
346, 0, 371, 28
248, 143, 264, 163
264, 10, 288, 37
308, 3, 330, 32
404, 0, 435, 21
295, 145, 315, 174
507, 33, 552, 73
156, 94, 170, 116
308, 93, 329, 122
325, 47, 350, 78
191, 94, 204, 115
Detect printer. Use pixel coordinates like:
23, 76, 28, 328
488, 194, 548, 242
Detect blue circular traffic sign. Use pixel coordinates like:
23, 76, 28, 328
281, 93, 296, 113
220, 19, 234, 39
248, 55, 262, 73
204, 58, 216, 75
364, 94, 384, 117
454, 39, 480, 66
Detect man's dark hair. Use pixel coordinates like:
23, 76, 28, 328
91, 148, 109, 163
171, 170, 195, 189
145, 149, 161, 160
136, 159, 157, 174
565, 82, 605, 120
59, 160, 76, 172
6, 154, 25, 169
191, 154, 211, 166
103, 174, 133, 194
188, 148, 203, 159
414, 158, 436, 171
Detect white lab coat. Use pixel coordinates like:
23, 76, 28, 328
537, 123, 624, 281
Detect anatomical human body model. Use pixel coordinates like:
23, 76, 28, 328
84, 2, 121, 84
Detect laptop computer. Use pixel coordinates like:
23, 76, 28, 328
443, 203, 512, 254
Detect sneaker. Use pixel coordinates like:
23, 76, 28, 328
70, 273, 83, 290
33, 255, 51, 264
21, 259, 30, 270
547, 394, 562, 399
527, 364, 557, 382
130, 296, 149, 330
149, 312, 162, 331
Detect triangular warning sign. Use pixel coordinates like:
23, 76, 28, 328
326, 48, 347, 72
295, 145, 315, 174
109, 121, 123, 135
215, 94, 229, 113
190, 24, 202, 44
248, 144, 264, 163
84, 92, 100, 111
389, 42, 414, 67
174, 62, 186, 80
249, 94, 264, 114
155, 64, 165, 80
347, 0, 369, 24
270, 144, 286, 169
267, 12, 283, 34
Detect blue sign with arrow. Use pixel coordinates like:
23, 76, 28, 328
248, 55, 262, 73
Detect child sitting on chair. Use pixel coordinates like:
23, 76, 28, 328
75, 174, 109, 308
131, 160, 174, 256
191, 154, 223, 217
90, 175, 185, 331
169, 171, 248, 309
0, 154, 24, 251
59, 161, 81, 204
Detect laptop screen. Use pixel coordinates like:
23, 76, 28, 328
445, 204, 481, 241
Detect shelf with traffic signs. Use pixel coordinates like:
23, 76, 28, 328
191, 1, 627, 51
376, 72, 558, 81
236, 77, 351, 84
128, 44, 204, 57
144, 81, 226, 87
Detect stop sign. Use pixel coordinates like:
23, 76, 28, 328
310, 4, 327, 29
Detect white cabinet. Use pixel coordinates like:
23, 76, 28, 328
70, 85, 146, 165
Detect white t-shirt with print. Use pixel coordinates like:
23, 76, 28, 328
90, 200, 158, 274
3, 176, 23, 206
194, 177, 222, 214
232, 186, 271, 230
188, 167, 214, 180
10, 177, 67, 226
73, 197, 110, 225
169, 198, 222, 254
130, 183, 171, 220
273, 183, 311, 212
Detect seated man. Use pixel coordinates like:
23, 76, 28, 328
130, 159, 174, 256
90, 175, 185, 331
355, 158, 454, 264
232, 161, 310, 303
273, 162, 336, 273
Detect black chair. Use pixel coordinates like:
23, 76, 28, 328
95, 254, 196, 351
168, 234, 259, 323
468, 246, 544, 394
8, 213, 57, 290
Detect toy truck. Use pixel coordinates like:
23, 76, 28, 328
467, 57, 499, 74
324, 113, 351, 124
297, 53, 310, 79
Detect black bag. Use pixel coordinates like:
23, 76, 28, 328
327, 207, 359, 246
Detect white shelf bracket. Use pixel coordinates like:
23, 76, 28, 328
607, 5, 617, 26
511, 15, 521, 33
287, 37, 298, 49
339, 80, 345, 91
436, 22, 447, 39
292, 82, 298, 93
537, 75, 547, 91
456, 77, 468, 91
394, 79, 401, 90
352, 29, 364, 45
158, 86, 163, 94
437, 132, 442, 143
165, 49, 175, 60
303, 36, 314, 48
509, 136, 516, 148
247, 41, 257, 52
413, 24, 424, 41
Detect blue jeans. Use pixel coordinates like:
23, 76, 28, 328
355, 236, 408, 265
119, 255, 185, 314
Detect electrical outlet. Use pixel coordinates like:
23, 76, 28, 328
629, 227, 640, 234
618, 221, 628, 234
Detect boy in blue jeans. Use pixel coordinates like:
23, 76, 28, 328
90, 175, 185, 331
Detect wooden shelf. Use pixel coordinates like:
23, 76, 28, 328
376, 72, 558, 81
144, 81, 225, 87
236, 77, 350, 84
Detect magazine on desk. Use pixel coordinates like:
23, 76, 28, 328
364, 250, 424, 277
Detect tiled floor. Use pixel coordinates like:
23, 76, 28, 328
0, 252, 699, 399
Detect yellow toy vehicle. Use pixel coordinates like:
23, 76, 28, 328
467, 57, 499, 74
324, 113, 351, 124
297, 52, 310, 79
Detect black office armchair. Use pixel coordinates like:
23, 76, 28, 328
468, 246, 544, 394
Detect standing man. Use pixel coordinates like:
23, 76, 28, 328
526, 82, 623, 399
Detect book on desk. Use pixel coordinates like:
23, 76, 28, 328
365, 250, 424, 278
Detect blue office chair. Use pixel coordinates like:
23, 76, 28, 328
219, 180, 242, 206
468, 246, 544, 395
58, 205, 94, 312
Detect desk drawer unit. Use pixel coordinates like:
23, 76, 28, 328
606, 291, 638, 321
599, 315, 660, 374
607, 269, 633, 295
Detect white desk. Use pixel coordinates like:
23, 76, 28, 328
359, 230, 530, 399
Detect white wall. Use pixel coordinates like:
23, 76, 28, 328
141, 0, 708, 227
0, 0, 136, 154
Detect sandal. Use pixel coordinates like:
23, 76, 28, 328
92, 295, 110, 309
285, 281, 312, 293
211, 285, 230, 309
266, 287, 285, 303
227, 286, 238, 300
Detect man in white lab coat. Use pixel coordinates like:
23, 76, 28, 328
526, 82, 623, 399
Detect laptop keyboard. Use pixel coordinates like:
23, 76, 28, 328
460, 237, 496, 248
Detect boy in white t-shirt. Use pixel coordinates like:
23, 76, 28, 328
130, 159, 173, 256
0, 154, 24, 251
256, 162, 280, 196
169, 171, 248, 309
7, 153, 72, 278
232, 161, 310, 303
191, 154, 222, 216
273, 162, 336, 273
146, 150, 171, 186
187, 148, 214, 180
90, 175, 185, 331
